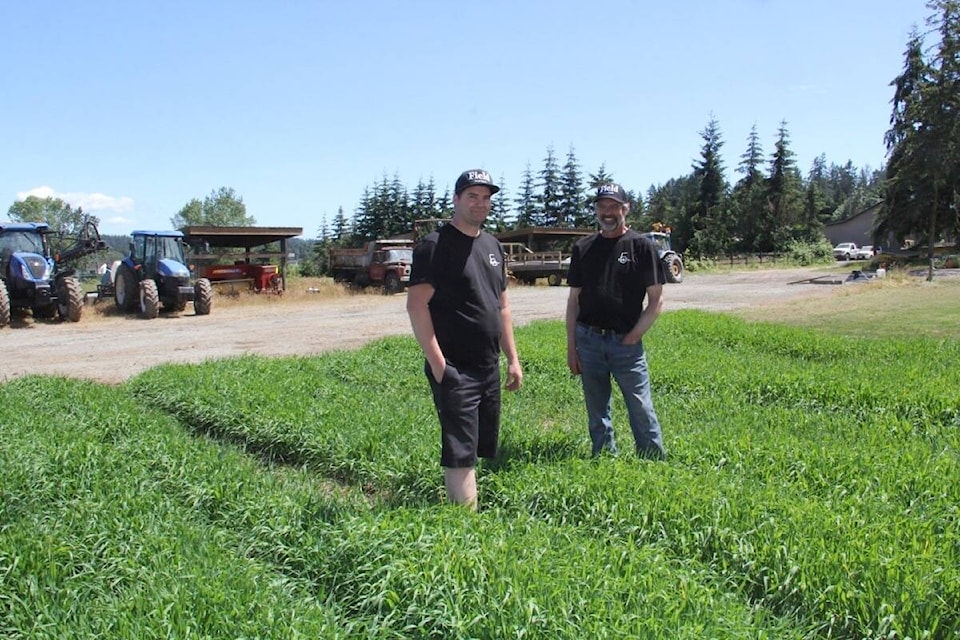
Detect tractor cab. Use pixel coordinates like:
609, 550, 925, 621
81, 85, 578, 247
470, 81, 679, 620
128, 231, 192, 281
0, 219, 104, 327
0, 223, 52, 283
113, 230, 212, 319
644, 231, 673, 254
641, 227, 684, 284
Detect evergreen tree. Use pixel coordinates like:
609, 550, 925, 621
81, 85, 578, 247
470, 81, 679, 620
424, 177, 441, 219
385, 173, 411, 238
305, 216, 329, 277
881, 2, 960, 279
800, 181, 827, 243
578, 163, 617, 229
688, 116, 730, 257
332, 206, 350, 243
558, 145, 585, 228
353, 186, 377, 240
588, 163, 616, 189
626, 190, 646, 232
409, 179, 432, 227
537, 145, 562, 226
353, 173, 412, 240
514, 163, 538, 228
806, 155, 836, 224
764, 121, 803, 252
438, 187, 454, 219
737, 125, 765, 186
489, 174, 511, 232
730, 125, 766, 253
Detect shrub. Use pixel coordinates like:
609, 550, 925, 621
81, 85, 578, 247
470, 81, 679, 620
785, 239, 833, 265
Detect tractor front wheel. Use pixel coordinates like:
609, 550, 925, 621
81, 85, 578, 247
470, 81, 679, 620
57, 276, 84, 322
140, 279, 160, 319
0, 281, 10, 328
194, 278, 213, 315
663, 254, 684, 284
114, 264, 139, 313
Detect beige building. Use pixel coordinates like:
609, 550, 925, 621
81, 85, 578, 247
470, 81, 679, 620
823, 201, 883, 248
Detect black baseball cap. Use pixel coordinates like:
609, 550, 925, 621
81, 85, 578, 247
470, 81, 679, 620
595, 183, 629, 204
455, 169, 500, 195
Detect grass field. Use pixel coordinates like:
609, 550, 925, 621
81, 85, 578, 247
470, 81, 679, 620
2, 274, 958, 638
741, 270, 960, 339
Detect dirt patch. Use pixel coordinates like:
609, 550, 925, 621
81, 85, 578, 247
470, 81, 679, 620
0, 267, 846, 384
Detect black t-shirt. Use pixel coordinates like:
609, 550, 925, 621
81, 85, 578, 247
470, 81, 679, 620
566, 229, 664, 333
409, 224, 506, 369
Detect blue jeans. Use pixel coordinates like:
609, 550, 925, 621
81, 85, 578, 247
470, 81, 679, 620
575, 324, 666, 459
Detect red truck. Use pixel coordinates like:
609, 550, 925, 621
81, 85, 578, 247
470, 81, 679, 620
328, 239, 412, 294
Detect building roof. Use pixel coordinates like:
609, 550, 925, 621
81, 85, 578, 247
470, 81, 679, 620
181, 226, 303, 249
493, 226, 593, 243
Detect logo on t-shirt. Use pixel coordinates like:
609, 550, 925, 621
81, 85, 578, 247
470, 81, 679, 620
488, 254, 500, 267
617, 252, 631, 264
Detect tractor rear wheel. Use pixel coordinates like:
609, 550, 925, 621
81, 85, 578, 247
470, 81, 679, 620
57, 276, 84, 322
194, 278, 213, 315
114, 264, 139, 313
140, 279, 160, 319
664, 254, 684, 284
0, 281, 10, 328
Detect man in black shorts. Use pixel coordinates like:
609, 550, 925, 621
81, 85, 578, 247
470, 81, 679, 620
407, 169, 523, 509
565, 182, 667, 459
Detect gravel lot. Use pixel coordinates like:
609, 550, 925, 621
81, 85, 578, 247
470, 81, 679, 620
1, 266, 843, 384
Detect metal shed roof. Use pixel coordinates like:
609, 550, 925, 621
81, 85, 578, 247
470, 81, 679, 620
182, 226, 303, 248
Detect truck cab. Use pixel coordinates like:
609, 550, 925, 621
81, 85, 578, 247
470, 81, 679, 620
367, 247, 413, 293
832, 242, 859, 261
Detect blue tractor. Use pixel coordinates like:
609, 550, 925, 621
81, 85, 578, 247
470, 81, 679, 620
110, 230, 213, 319
0, 219, 105, 328
641, 230, 684, 284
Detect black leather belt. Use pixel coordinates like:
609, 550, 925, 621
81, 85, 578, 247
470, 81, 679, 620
579, 323, 621, 336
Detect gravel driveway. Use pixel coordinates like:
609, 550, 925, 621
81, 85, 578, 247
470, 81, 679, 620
0, 266, 841, 384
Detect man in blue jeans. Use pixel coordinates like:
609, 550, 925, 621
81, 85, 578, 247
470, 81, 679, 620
565, 183, 667, 459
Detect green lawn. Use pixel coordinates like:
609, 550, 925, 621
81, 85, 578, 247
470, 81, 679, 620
2, 286, 958, 638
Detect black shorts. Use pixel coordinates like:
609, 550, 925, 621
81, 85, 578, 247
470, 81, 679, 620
425, 361, 501, 468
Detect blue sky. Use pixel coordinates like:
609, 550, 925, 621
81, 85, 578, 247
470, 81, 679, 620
1, 1, 931, 237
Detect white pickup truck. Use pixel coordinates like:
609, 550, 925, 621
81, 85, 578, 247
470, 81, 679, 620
832, 242, 859, 261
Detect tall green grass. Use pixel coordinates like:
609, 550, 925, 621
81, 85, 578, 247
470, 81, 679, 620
2, 309, 958, 638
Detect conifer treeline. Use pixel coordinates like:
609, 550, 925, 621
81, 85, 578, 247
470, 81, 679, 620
318, 130, 882, 258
